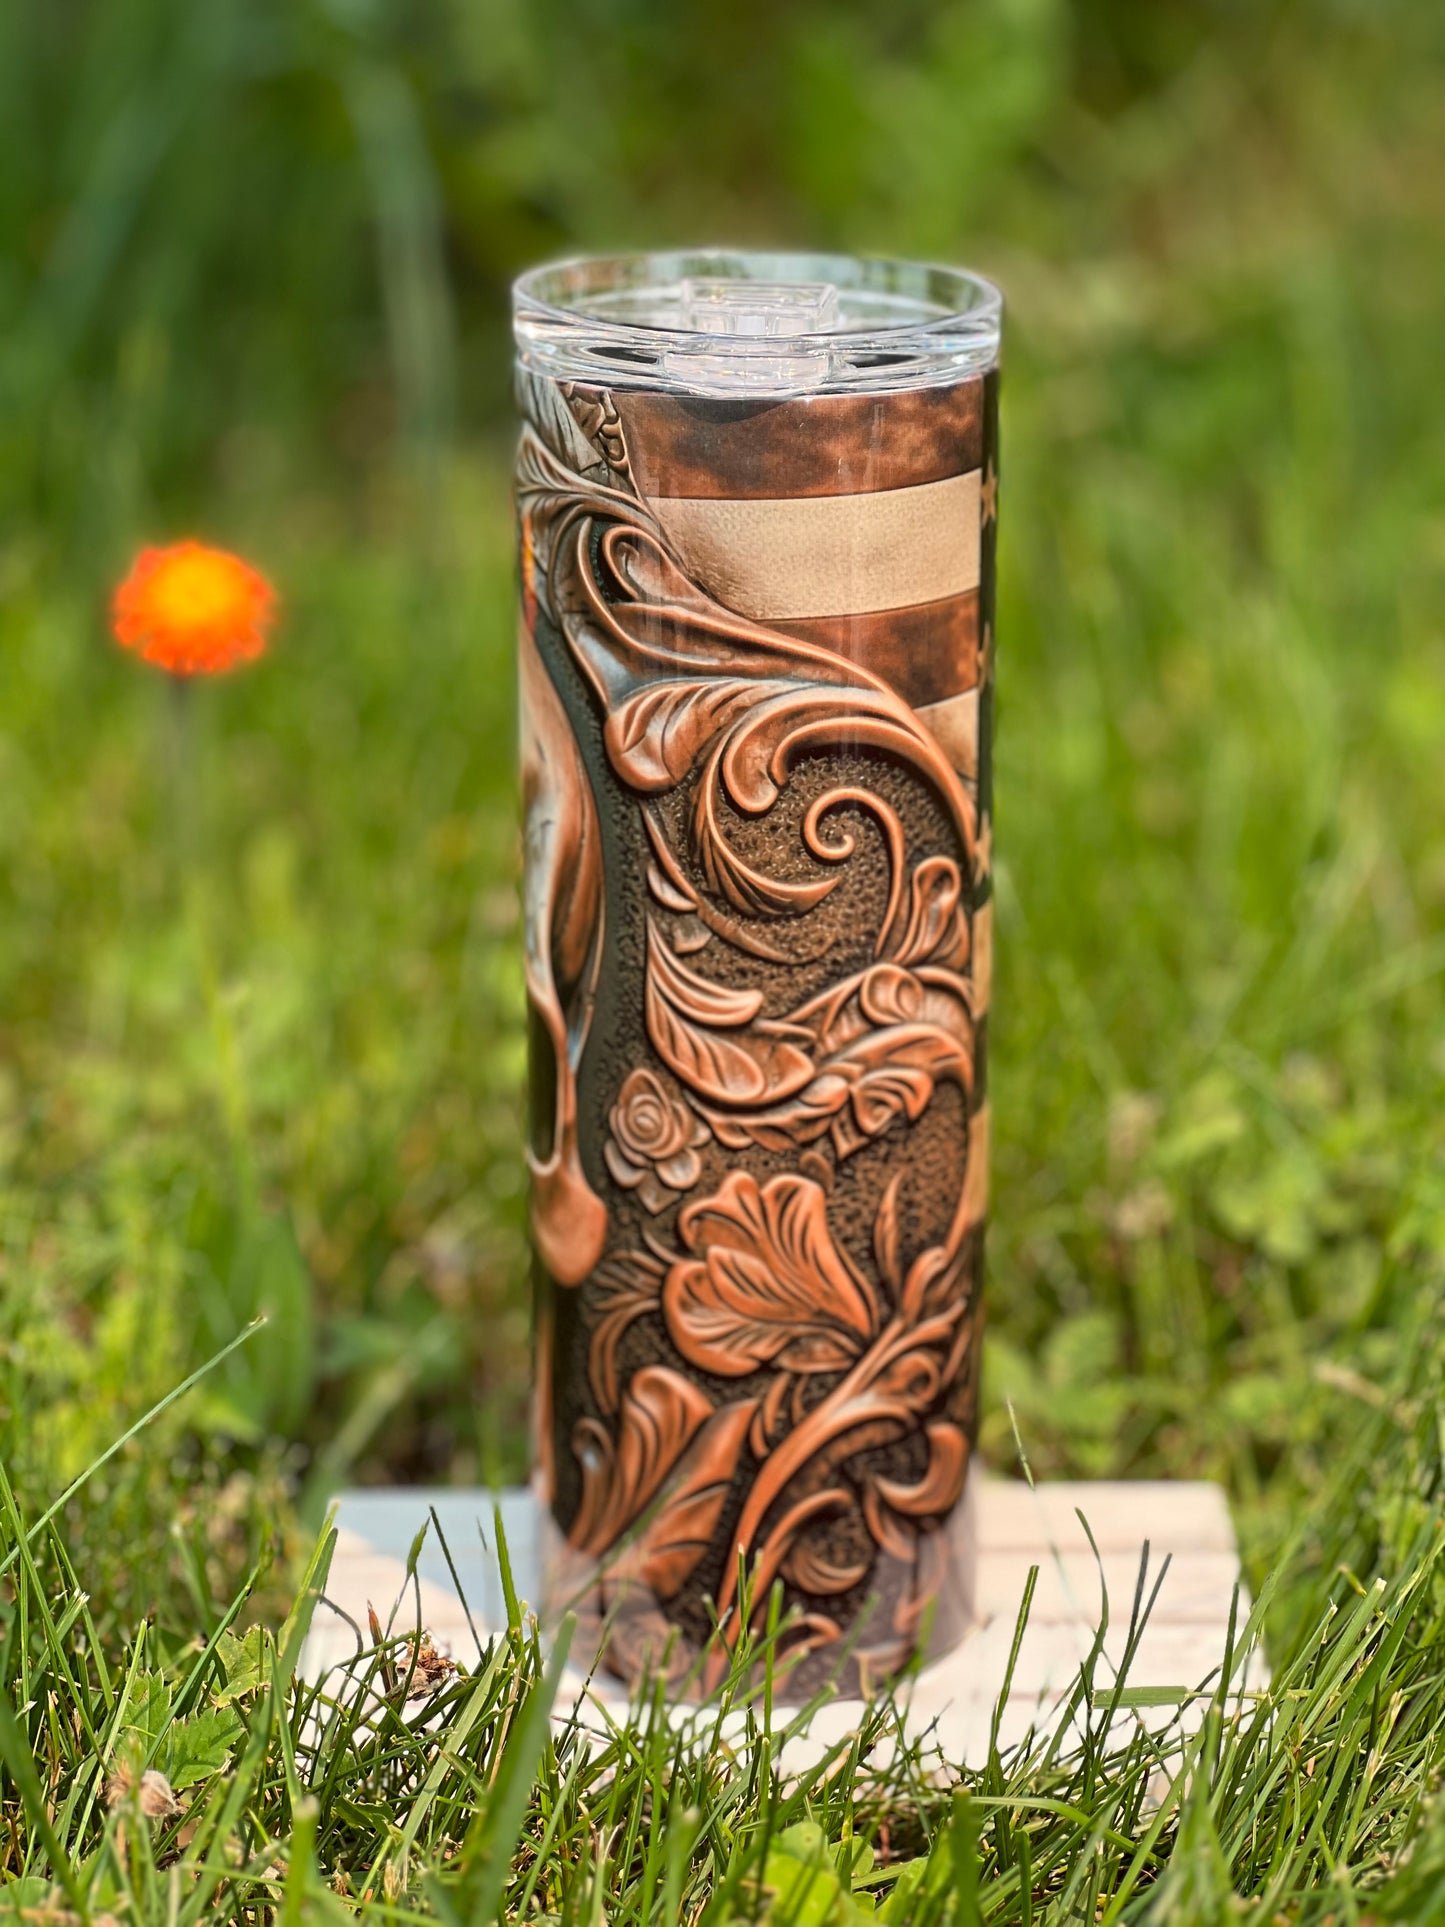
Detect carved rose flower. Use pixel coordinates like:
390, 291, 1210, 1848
604, 1067, 710, 1214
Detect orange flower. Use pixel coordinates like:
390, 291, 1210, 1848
112, 541, 275, 676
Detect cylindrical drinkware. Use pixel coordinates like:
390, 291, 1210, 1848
513, 251, 1000, 1696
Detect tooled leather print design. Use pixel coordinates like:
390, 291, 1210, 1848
518, 371, 991, 1696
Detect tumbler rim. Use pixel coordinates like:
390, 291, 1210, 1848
512, 247, 1002, 396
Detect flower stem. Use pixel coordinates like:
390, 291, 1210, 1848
166, 675, 258, 1212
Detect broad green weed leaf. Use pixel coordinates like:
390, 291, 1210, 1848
121, 1670, 172, 1758
165, 1704, 243, 1792
213, 1625, 268, 1703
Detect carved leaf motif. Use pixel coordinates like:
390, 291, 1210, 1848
693, 777, 844, 919
647, 861, 697, 915
628, 1396, 757, 1600
647, 998, 773, 1108
586, 1249, 667, 1415
570, 1366, 713, 1556
647, 919, 763, 1028
856, 966, 971, 1038
664, 1172, 879, 1377
892, 856, 971, 970
702, 1018, 972, 1160
703, 1078, 846, 1153
901, 1107, 989, 1319
608, 679, 779, 793
856, 964, 926, 1026
843, 1034, 956, 1140
863, 1421, 970, 1561
683, 952, 975, 1159
646, 922, 814, 1107
872, 1341, 946, 1412
873, 1421, 969, 1518
873, 1175, 903, 1298
573, 1378, 757, 1603
783, 1537, 873, 1597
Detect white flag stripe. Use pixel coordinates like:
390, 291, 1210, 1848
653, 470, 981, 622
915, 686, 980, 782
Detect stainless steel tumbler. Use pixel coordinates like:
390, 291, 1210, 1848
514, 250, 1000, 1695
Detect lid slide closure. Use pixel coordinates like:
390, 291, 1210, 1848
666, 278, 840, 393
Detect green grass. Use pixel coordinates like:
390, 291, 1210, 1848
5, 1311, 1445, 1921
4, 0, 1445, 1916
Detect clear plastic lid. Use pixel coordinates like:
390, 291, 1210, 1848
513, 248, 1002, 398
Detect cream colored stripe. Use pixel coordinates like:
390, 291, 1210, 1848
653, 471, 981, 621
916, 687, 979, 782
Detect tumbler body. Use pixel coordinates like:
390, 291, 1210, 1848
514, 251, 1000, 1695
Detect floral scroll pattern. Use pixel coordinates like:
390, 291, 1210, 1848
518, 372, 989, 1692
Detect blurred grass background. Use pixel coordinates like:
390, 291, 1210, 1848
1, 0, 1443, 1633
